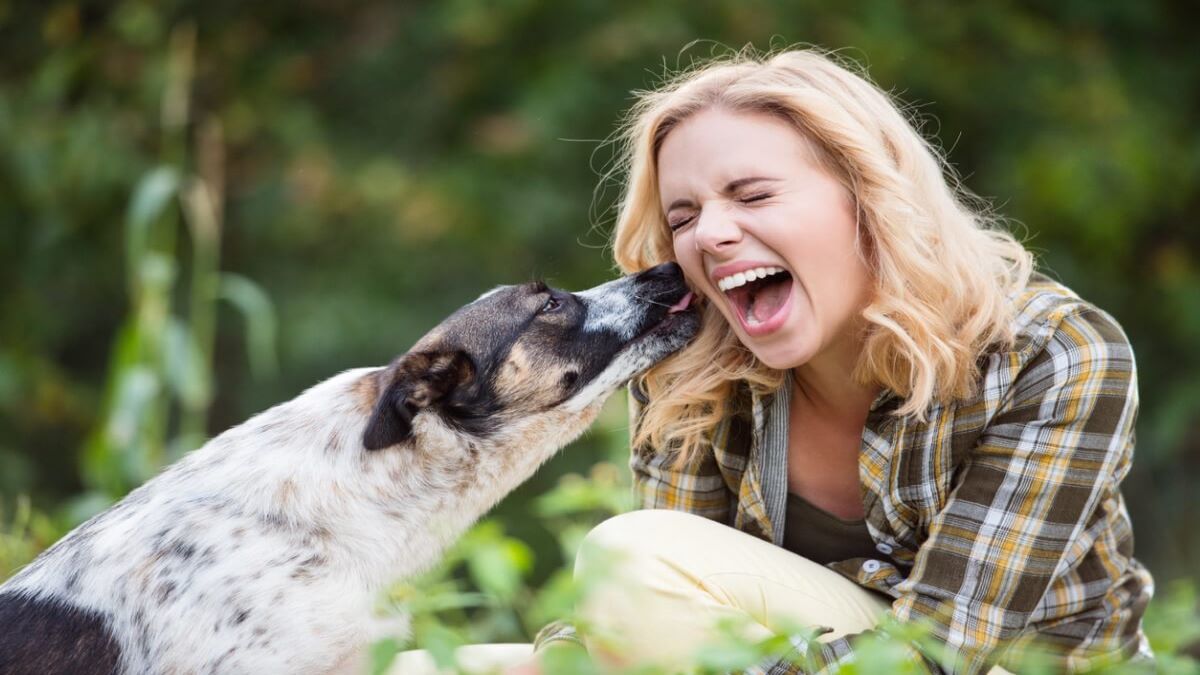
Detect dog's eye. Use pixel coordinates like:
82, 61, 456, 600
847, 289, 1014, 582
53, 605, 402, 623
561, 371, 579, 389
540, 296, 563, 314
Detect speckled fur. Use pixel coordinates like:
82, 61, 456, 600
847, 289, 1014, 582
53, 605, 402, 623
0, 265, 698, 675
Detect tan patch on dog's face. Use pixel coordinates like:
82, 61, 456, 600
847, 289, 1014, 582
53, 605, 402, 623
492, 341, 580, 412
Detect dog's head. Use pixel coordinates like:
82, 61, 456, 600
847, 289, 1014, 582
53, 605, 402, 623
362, 262, 699, 450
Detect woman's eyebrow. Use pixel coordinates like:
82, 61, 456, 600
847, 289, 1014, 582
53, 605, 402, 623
665, 176, 781, 211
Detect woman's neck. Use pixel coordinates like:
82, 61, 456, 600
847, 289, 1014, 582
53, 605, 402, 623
790, 332, 878, 426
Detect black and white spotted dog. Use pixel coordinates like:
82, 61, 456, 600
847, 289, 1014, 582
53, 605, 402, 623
0, 263, 698, 675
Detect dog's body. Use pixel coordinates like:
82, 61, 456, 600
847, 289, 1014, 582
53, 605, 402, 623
0, 264, 698, 675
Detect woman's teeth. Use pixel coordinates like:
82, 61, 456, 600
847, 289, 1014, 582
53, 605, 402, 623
716, 266, 786, 292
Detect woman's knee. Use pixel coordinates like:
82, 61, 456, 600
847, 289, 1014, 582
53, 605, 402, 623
575, 509, 714, 579
572, 510, 772, 668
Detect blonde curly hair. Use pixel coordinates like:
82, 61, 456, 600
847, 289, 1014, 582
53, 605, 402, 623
610, 47, 1033, 464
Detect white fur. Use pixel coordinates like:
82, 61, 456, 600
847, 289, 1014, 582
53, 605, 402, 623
578, 281, 640, 341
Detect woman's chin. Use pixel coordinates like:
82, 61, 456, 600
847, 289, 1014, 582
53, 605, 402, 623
732, 308, 813, 370
749, 344, 812, 371
737, 324, 813, 370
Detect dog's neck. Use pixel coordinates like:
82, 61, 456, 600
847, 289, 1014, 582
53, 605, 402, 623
180, 368, 601, 592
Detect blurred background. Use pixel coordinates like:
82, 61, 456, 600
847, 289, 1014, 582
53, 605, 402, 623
1, 0, 1198, 660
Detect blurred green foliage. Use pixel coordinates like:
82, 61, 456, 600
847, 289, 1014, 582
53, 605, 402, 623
380, 466, 1198, 673
1, 0, 1198, 671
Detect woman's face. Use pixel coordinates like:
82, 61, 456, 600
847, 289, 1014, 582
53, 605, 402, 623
657, 107, 873, 370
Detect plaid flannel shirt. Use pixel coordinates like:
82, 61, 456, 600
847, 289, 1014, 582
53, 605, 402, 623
537, 275, 1153, 674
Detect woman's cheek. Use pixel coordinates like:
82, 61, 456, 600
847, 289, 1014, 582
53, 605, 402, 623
672, 235, 703, 286
672, 232, 726, 317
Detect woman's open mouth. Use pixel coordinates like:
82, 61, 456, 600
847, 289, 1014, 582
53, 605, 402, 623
717, 266, 794, 337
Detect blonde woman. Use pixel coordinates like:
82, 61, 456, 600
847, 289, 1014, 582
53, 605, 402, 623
397, 48, 1154, 675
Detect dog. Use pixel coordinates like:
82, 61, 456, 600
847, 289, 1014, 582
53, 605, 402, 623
0, 262, 698, 675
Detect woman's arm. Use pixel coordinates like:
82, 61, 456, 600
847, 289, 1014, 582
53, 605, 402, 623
627, 380, 737, 520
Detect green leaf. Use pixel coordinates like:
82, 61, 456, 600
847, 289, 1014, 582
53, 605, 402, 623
218, 273, 278, 378
465, 536, 533, 601
527, 569, 583, 629
540, 641, 599, 675
106, 365, 160, 451
851, 633, 928, 675
368, 636, 402, 675
691, 641, 763, 672
162, 316, 210, 409
416, 620, 465, 671
125, 167, 180, 286
1145, 580, 1200, 655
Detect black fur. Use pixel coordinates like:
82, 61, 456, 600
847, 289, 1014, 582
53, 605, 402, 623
0, 592, 121, 675
362, 384, 417, 450
363, 349, 476, 450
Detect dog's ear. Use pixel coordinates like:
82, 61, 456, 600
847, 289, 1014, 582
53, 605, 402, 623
362, 349, 475, 450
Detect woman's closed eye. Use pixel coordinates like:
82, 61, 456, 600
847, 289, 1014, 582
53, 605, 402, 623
668, 213, 696, 232
667, 193, 774, 233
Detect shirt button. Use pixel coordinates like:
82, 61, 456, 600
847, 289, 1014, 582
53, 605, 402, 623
876, 542, 894, 555
862, 559, 882, 573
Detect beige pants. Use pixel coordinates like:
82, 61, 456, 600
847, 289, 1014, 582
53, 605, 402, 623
393, 510, 1008, 673
572, 509, 892, 671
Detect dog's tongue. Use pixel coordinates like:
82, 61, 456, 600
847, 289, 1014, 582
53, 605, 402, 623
667, 291, 693, 314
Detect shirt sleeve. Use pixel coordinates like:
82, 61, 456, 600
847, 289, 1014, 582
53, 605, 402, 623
627, 380, 735, 520
759, 307, 1140, 674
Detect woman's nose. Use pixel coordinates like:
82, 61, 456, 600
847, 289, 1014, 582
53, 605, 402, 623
692, 206, 743, 253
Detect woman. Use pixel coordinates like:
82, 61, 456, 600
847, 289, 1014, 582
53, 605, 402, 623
399, 48, 1153, 675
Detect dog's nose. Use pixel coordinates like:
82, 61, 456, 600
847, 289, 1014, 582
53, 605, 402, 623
633, 262, 683, 284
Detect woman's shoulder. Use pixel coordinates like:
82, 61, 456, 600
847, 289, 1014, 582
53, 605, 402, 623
1002, 271, 1133, 367
934, 273, 1138, 459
